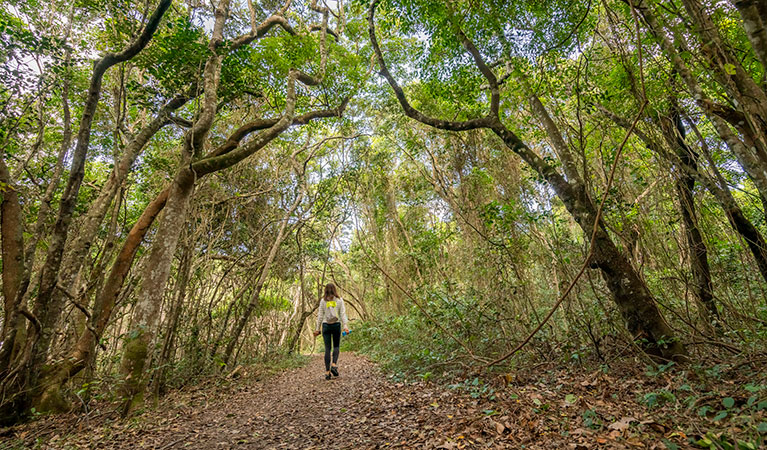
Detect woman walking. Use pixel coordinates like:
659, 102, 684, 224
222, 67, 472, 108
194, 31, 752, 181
313, 283, 349, 380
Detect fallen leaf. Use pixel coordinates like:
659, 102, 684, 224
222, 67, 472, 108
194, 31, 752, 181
608, 416, 636, 431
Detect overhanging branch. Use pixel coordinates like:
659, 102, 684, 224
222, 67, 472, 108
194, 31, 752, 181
367, 0, 495, 131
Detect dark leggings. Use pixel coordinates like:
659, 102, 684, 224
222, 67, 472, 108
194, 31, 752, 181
322, 322, 341, 371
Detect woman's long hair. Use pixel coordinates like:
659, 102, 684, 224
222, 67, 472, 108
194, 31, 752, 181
324, 283, 338, 302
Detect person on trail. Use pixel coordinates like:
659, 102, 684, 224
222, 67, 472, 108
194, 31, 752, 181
313, 283, 349, 380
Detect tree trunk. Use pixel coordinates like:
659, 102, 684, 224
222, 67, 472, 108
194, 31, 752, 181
658, 108, 718, 324
119, 0, 229, 415
732, 0, 767, 74
209, 278, 253, 360
0, 157, 28, 375
54, 95, 189, 302
686, 119, 767, 283
633, 0, 767, 204
24, 50, 73, 272
517, 77, 687, 360
288, 229, 312, 354
490, 122, 686, 360
602, 103, 767, 286
119, 168, 195, 415
152, 241, 193, 397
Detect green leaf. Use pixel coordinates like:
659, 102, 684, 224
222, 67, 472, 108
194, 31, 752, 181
722, 397, 735, 409
723, 63, 736, 75
757, 422, 767, 434
713, 410, 728, 421
565, 394, 577, 404
695, 436, 714, 449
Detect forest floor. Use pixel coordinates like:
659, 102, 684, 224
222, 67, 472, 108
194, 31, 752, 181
1, 353, 764, 449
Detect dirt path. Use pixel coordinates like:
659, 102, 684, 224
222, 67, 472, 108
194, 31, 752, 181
20, 354, 515, 449
134, 353, 496, 449
4, 353, 699, 449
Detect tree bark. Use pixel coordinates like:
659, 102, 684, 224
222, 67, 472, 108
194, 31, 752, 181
732, 0, 767, 74
118, 167, 196, 416
0, 157, 28, 373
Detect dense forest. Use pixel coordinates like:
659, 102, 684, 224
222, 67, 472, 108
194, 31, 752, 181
1, 0, 766, 448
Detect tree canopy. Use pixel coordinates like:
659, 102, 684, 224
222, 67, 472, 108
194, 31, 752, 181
0, 1, 766, 445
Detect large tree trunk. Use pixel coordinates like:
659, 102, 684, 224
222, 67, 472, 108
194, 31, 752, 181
520, 76, 687, 360
119, 168, 196, 416
0, 157, 28, 374
41, 95, 188, 367
0, 158, 25, 332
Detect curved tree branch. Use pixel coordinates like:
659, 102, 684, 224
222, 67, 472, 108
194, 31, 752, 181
367, 0, 492, 131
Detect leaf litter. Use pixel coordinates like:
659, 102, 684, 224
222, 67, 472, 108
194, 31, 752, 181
1, 353, 765, 449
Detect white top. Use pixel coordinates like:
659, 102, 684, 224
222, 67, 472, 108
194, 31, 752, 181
316, 296, 348, 331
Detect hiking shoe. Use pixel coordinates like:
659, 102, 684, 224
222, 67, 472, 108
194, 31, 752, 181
330, 366, 339, 377
325, 373, 331, 380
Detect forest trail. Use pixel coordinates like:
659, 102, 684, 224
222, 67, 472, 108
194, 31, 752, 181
6, 353, 697, 449
87, 353, 520, 449
12, 353, 542, 449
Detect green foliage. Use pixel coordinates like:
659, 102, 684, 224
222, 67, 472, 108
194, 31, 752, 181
641, 390, 676, 409
133, 16, 208, 96
581, 408, 602, 430
342, 314, 451, 379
